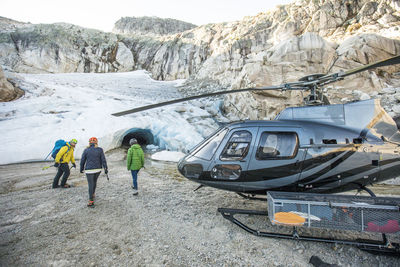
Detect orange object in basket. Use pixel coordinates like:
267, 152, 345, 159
273, 212, 306, 226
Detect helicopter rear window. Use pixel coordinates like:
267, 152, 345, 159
256, 132, 298, 160
220, 130, 252, 161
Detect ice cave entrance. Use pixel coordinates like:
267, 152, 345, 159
121, 128, 156, 148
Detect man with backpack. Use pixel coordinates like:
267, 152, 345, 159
52, 139, 77, 188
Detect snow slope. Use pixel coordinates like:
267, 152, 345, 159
0, 70, 223, 164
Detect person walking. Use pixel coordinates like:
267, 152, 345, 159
126, 138, 144, 195
80, 137, 108, 207
52, 139, 77, 188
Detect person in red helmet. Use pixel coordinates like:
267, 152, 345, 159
80, 137, 108, 207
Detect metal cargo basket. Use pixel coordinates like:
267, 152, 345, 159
267, 191, 400, 234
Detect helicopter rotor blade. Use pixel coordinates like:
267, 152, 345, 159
341, 54, 400, 78
319, 55, 400, 82
112, 84, 307, 116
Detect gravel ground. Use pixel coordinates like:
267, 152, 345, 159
0, 149, 399, 267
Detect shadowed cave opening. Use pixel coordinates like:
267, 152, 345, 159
121, 128, 156, 148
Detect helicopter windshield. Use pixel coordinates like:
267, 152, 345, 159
192, 128, 228, 160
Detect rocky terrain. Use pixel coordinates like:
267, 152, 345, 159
1, 149, 399, 266
1, 0, 400, 120
113, 16, 197, 36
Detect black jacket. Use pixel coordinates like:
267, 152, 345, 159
80, 145, 108, 172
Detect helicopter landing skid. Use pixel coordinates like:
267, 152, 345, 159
236, 193, 267, 201
217, 208, 400, 256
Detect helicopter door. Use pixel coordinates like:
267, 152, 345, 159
246, 129, 305, 191
208, 128, 257, 190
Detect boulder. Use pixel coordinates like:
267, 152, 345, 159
0, 66, 23, 101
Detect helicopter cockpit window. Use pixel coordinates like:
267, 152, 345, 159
256, 132, 298, 160
193, 128, 228, 161
220, 130, 252, 161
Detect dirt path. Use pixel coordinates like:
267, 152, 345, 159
0, 149, 399, 266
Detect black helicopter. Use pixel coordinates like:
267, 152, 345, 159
114, 55, 400, 255
113, 55, 400, 196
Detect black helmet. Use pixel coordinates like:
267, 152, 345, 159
129, 138, 138, 145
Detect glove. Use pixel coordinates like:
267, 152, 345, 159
54, 162, 59, 167
72, 163, 76, 168
80, 170, 84, 174
105, 168, 108, 174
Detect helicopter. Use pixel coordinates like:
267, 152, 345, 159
113, 55, 400, 255
113, 55, 400, 196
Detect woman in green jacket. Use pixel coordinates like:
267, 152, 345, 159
127, 138, 144, 195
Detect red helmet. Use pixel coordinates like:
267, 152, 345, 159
89, 137, 98, 144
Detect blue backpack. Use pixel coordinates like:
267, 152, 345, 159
49, 139, 69, 159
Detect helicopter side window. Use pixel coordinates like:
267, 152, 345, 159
220, 130, 252, 161
256, 132, 298, 160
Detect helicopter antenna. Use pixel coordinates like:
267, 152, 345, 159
112, 55, 400, 116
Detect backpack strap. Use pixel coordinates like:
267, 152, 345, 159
60, 143, 71, 161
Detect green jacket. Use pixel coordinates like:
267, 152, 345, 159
127, 144, 144, 170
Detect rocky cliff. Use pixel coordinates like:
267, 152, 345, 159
113, 16, 197, 36
0, 1, 399, 119
0, 21, 134, 73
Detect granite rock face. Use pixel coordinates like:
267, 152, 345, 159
0, 22, 134, 74
113, 16, 197, 36
0, 1, 399, 119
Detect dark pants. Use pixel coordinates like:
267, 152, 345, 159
86, 172, 100, 201
52, 163, 70, 188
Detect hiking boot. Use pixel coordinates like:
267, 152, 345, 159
62, 184, 71, 188
87, 200, 94, 207
132, 189, 138, 195
52, 185, 60, 189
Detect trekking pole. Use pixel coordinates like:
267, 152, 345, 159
42, 165, 54, 170
44, 151, 52, 161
